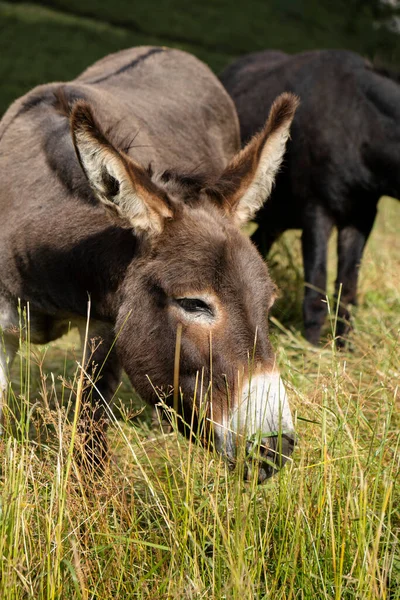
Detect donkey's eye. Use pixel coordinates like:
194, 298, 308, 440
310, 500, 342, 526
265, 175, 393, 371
174, 297, 214, 316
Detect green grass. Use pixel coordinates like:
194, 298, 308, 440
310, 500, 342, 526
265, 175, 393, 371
0, 198, 399, 599
2, 0, 400, 115
0, 1, 232, 115
9, 0, 400, 57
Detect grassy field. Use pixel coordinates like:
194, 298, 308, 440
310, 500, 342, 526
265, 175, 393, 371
1, 1, 400, 598
2, 0, 400, 114
0, 198, 399, 599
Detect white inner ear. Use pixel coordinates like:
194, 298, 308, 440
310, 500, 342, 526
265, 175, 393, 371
236, 125, 291, 225
76, 133, 164, 234
81, 145, 123, 198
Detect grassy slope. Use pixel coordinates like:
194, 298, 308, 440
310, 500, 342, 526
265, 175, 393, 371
0, 1, 399, 598
0, 2, 231, 115
8, 0, 400, 56
2, 0, 400, 114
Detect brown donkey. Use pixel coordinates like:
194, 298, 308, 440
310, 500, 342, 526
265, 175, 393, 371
0, 47, 298, 482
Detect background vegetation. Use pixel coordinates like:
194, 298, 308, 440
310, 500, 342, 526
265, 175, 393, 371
0, 1, 399, 598
2, 0, 400, 115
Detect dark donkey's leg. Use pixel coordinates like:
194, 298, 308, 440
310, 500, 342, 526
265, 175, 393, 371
302, 205, 334, 344
77, 322, 121, 471
335, 212, 376, 346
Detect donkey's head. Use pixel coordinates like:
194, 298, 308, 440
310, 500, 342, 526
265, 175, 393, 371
71, 93, 298, 482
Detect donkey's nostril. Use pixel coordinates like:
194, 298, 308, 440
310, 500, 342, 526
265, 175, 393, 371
263, 432, 296, 464
244, 432, 296, 483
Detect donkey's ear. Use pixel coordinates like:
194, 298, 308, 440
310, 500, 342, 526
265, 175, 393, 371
209, 93, 299, 226
71, 101, 173, 234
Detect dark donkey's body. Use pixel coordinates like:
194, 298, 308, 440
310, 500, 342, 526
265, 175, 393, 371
221, 49, 400, 344
0, 47, 297, 481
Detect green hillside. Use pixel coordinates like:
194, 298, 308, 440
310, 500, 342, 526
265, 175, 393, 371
1, 0, 400, 114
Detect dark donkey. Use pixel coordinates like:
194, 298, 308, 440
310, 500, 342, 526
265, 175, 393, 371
0, 47, 298, 482
221, 49, 400, 345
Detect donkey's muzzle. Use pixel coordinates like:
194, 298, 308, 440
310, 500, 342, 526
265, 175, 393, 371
213, 370, 295, 483
221, 430, 296, 483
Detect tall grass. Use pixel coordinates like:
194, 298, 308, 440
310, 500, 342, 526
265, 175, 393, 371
0, 198, 399, 599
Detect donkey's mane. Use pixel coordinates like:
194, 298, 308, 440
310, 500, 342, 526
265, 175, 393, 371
158, 169, 209, 190
155, 168, 242, 207
152, 168, 212, 204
